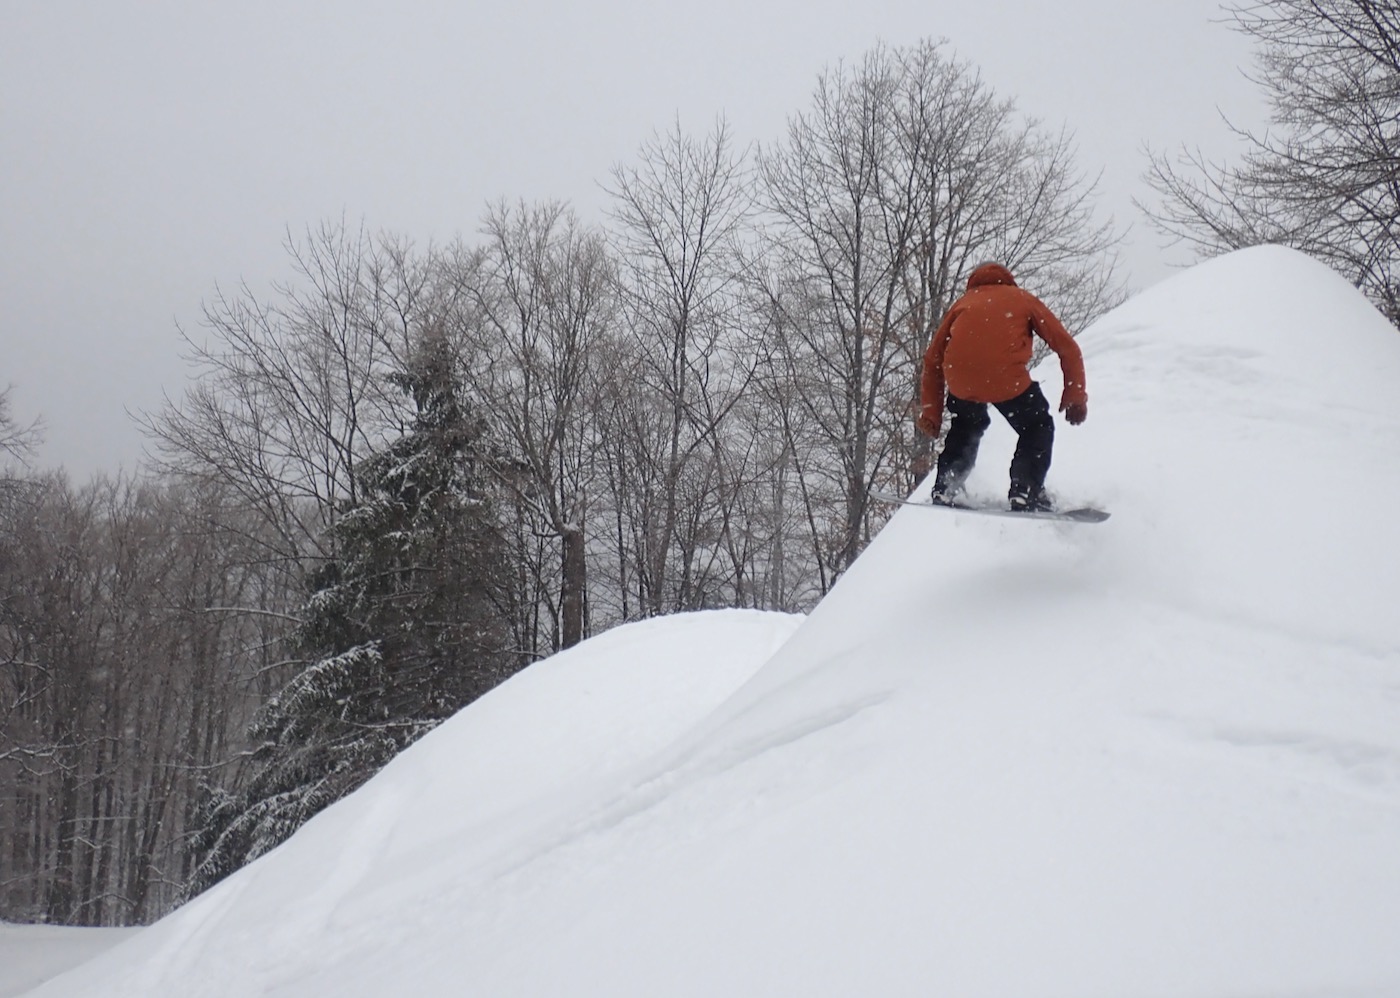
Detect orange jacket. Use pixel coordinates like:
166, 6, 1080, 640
920, 263, 1087, 423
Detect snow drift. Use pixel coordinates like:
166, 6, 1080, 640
0, 924, 135, 998
24, 246, 1400, 998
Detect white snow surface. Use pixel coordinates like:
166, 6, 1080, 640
22, 246, 1400, 997
0, 925, 136, 998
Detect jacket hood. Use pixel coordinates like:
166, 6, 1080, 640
966, 262, 1017, 289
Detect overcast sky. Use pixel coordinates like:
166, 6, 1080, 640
1, 0, 1263, 476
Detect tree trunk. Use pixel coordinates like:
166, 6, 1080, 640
560, 526, 585, 648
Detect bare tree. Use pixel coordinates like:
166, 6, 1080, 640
140, 219, 436, 574
1142, 0, 1400, 325
758, 44, 919, 581
0, 475, 281, 924
601, 117, 758, 616
0, 386, 41, 473
889, 41, 1123, 481
451, 201, 615, 653
757, 40, 1122, 584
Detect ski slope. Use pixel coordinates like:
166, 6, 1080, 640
21, 246, 1400, 997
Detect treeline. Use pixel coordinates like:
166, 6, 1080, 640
0, 473, 292, 924
1, 39, 1123, 925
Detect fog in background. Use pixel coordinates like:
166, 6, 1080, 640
1, 0, 1262, 475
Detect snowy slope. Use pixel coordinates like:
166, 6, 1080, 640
15, 609, 801, 996
27, 246, 1400, 998
0, 925, 135, 998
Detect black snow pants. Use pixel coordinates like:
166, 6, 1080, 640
934, 382, 1055, 501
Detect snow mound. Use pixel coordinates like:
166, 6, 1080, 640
27, 247, 1400, 998
21, 609, 801, 998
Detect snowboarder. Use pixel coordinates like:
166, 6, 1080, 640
916, 262, 1088, 512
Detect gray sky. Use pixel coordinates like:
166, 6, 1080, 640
1, 0, 1263, 476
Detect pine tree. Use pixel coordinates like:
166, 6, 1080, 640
185, 330, 515, 896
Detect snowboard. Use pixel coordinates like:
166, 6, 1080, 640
869, 490, 1110, 524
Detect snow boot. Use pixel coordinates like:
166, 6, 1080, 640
1008, 487, 1054, 513
930, 481, 964, 506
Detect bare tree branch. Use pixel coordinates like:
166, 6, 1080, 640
1141, 0, 1400, 325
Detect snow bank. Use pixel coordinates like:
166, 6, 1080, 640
21, 609, 800, 998
27, 247, 1400, 998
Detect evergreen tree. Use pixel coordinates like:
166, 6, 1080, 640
186, 329, 516, 896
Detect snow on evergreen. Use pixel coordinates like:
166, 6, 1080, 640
18, 247, 1400, 997
181, 331, 517, 899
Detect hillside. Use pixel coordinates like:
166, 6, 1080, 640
24, 246, 1400, 998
